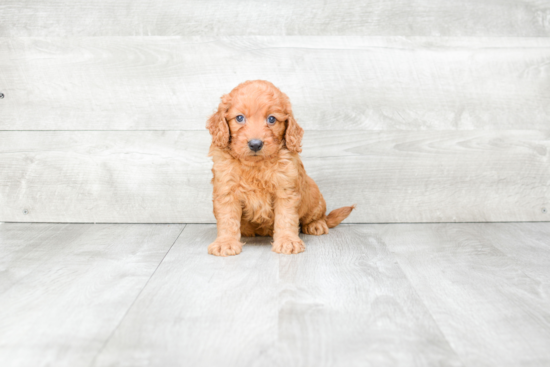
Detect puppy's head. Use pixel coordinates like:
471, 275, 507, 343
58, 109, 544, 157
206, 80, 303, 160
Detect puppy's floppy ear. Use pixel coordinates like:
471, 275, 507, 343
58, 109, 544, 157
206, 94, 231, 148
284, 102, 304, 153
285, 114, 304, 153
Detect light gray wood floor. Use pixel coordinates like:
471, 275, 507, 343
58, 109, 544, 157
0, 222, 549, 367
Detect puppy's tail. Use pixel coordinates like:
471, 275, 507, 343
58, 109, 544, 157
326, 205, 356, 228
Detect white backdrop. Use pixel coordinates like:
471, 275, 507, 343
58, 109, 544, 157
0, 1, 549, 223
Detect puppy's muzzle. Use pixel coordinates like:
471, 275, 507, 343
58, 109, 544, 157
248, 139, 263, 152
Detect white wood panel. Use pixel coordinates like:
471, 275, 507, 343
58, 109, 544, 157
0, 223, 185, 367
0, 131, 214, 223
1, 0, 549, 37
2, 37, 550, 130
92, 224, 280, 367
1, 130, 548, 223
379, 223, 550, 367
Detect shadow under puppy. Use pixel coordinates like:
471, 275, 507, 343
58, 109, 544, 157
206, 80, 355, 256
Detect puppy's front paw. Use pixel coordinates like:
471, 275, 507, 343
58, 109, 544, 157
272, 236, 305, 254
208, 237, 243, 257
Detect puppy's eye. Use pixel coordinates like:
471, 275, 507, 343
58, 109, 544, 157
267, 116, 276, 125
235, 115, 245, 123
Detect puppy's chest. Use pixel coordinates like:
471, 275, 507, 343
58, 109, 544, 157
236, 172, 278, 224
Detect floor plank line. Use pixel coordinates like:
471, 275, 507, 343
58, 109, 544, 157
377, 235, 468, 367
88, 224, 187, 367
92, 224, 281, 367
379, 223, 550, 367
0, 223, 186, 367
0, 223, 77, 295
275, 225, 463, 367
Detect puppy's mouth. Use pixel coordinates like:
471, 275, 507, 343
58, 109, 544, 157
244, 151, 266, 160
246, 149, 263, 156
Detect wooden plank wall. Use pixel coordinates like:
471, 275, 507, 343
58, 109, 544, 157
0, 1, 549, 223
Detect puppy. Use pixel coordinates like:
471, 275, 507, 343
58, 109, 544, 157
206, 80, 354, 256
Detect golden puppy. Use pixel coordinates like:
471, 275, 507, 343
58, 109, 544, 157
206, 80, 354, 256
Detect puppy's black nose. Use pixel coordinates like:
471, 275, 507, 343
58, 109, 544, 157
248, 139, 263, 152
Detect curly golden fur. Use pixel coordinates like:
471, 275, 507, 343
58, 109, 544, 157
206, 80, 355, 256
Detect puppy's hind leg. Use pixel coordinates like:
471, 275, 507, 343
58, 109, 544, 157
301, 204, 355, 235
301, 218, 329, 235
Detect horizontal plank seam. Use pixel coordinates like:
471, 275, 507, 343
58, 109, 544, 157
1, 36, 550, 43
3, 221, 549, 225
1, 129, 550, 132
